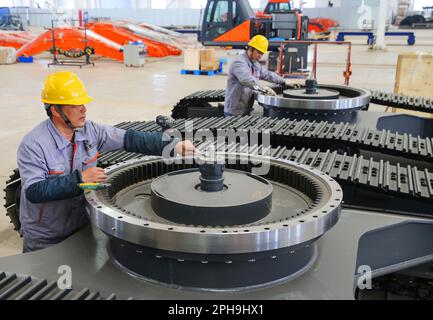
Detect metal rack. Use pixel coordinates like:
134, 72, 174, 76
276, 40, 353, 85
48, 18, 95, 68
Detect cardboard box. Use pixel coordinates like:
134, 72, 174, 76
200, 49, 218, 71
183, 48, 201, 70
201, 60, 220, 71
0, 47, 16, 64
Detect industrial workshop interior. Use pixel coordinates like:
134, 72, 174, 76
0, 0, 433, 303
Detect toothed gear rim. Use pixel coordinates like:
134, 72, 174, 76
257, 84, 371, 113
85, 154, 342, 255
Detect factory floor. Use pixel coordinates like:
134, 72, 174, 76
0, 29, 432, 257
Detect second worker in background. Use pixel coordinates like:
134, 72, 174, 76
224, 35, 298, 117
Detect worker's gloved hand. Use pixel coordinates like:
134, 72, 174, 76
175, 140, 199, 156
81, 167, 108, 183
285, 80, 302, 89
263, 86, 277, 96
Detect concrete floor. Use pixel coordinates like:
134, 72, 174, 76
0, 29, 432, 257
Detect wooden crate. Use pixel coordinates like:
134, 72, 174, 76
393, 52, 433, 118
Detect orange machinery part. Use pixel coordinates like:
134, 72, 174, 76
214, 20, 251, 43
309, 18, 338, 32
87, 22, 179, 58
0, 34, 27, 49
0, 31, 33, 49
116, 24, 182, 57
295, 11, 302, 40
117, 26, 181, 57
9, 32, 35, 41
16, 27, 123, 61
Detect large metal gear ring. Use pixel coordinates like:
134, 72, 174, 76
86, 154, 342, 254
257, 84, 371, 114
84, 153, 343, 290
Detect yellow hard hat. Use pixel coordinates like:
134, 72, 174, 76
41, 71, 93, 106
248, 35, 269, 54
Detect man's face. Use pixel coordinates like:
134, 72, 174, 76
59, 104, 87, 128
250, 48, 264, 63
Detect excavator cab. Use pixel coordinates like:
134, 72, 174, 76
200, 0, 254, 43
264, 0, 293, 14
200, 0, 309, 76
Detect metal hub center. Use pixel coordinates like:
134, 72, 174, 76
198, 160, 225, 192
150, 166, 273, 227
283, 79, 341, 100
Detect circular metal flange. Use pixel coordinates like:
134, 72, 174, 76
85, 154, 342, 255
85, 154, 342, 290
283, 88, 340, 100
257, 84, 371, 114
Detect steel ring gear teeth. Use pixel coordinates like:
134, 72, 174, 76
257, 84, 371, 114
85, 154, 343, 290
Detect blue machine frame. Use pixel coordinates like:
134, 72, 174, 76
336, 31, 416, 46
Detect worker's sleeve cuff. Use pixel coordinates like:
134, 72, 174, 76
25, 171, 84, 204
74, 170, 84, 184
124, 130, 166, 156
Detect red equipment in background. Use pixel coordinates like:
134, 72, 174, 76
261, 0, 338, 34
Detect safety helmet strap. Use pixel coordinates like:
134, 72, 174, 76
55, 105, 78, 132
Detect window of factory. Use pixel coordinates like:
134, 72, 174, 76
249, 0, 261, 9
192, 0, 208, 9
414, 0, 432, 11
151, 0, 167, 9
302, 0, 317, 8
193, 0, 261, 9
1, 0, 32, 6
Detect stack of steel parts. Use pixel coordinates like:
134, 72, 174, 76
98, 143, 433, 217
171, 89, 226, 119
97, 117, 433, 218
109, 117, 433, 162
5, 116, 433, 234
0, 271, 123, 300
170, 87, 433, 120
85, 154, 342, 289
370, 91, 433, 114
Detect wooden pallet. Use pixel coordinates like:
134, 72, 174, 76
180, 68, 221, 76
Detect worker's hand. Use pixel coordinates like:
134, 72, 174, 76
285, 80, 302, 89
263, 86, 277, 96
175, 140, 198, 156
81, 167, 108, 183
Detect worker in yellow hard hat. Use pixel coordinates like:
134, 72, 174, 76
224, 35, 298, 117
17, 71, 195, 253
